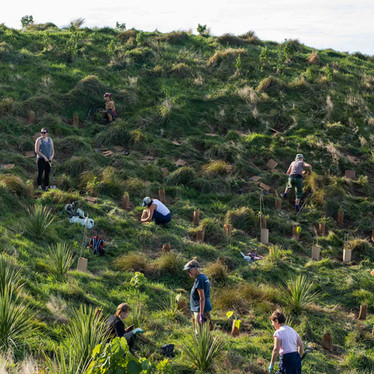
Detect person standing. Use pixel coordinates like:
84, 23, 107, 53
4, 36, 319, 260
283, 154, 312, 212
268, 311, 303, 373
183, 260, 212, 335
140, 197, 172, 226
103, 92, 117, 123
34, 128, 54, 191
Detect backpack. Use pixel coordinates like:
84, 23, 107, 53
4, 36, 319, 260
89, 236, 105, 256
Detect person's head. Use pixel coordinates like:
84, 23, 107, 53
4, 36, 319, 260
115, 303, 131, 320
40, 128, 48, 137
270, 310, 286, 330
142, 197, 153, 208
295, 153, 304, 161
104, 92, 112, 101
183, 260, 200, 278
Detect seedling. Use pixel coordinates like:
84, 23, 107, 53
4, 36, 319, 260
226, 311, 241, 337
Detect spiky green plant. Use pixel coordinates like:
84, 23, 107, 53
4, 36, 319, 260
268, 245, 282, 262
44, 344, 84, 374
181, 324, 224, 371
23, 204, 54, 238
0, 255, 22, 295
282, 275, 320, 313
45, 243, 76, 277
65, 305, 108, 371
0, 285, 35, 349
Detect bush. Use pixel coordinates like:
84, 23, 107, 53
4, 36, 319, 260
202, 160, 232, 177
225, 207, 257, 235
181, 324, 224, 371
124, 177, 145, 196
205, 262, 227, 284
1, 175, 32, 198
45, 243, 76, 277
115, 253, 149, 273
166, 167, 196, 186
22, 204, 54, 239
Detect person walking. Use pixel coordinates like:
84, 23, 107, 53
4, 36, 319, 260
103, 92, 117, 123
183, 260, 212, 335
106, 303, 144, 353
140, 197, 172, 226
34, 127, 54, 191
283, 154, 312, 212
268, 311, 303, 374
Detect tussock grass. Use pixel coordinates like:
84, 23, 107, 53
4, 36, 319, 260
256, 75, 285, 92
45, 242, 76, 277
22, 204, 54, 238
202, 160, 232, 177
207, 48, 245, 67
115, 252, 149, 273
307, 51, 320, 65
1, 175, 32, 198
225, 207, 257, 235
205, 261, 228, 284
166, 167, 196, 186
217, 34, 246, 46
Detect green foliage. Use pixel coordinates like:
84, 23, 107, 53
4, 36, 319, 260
282, 275, 320, 313
21, 15, 33, 28
225, 206, 256, 235
45, 242, 76, 277
116, 22, 126, 31
166, 167, 196, 186
197, 24, 208, 37
0, 255, 22, 295
1, 175, 32, 198
22, 204, 55, 239
115, 253, 149, 273
181, 324, 224, 371
130, 272, 147, 289
87, 337, 156, 373
205, 261, 228, 284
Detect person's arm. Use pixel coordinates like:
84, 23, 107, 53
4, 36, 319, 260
35, 138, 48, 161
303, 162, 312, 171
269, 337, 281, 372
141, 205, 156, 223
297, 335, 304, 357
286, 164, 292, 175
50, 138, 55, 161
114, 319, 125, 337
197, 288, 206, 323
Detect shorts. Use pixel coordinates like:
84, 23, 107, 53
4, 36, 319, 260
287, 176, 303, 198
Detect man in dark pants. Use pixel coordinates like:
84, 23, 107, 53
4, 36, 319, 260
34, 128, 54, 191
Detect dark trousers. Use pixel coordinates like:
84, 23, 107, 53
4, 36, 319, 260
152, 211, 172, 225
276, 352, 302, 374
37, 158, 50, 187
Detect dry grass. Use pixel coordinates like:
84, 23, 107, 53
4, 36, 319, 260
256, 76, 284, 93
1, 175, 33, 198
308, 51, 320, 65
205, 262, 228, 284
158, 31, 188, 44
202, 160, 232, 176
238, 30, 260, 44
237, 86, 258, 104
117, 29, 137, 42
207, 48, 245, 67
217, 34, 245, 46
115, 252, 149, 273
170, 62, 190, 77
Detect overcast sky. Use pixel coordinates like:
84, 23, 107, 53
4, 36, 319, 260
2, 0, 374, 55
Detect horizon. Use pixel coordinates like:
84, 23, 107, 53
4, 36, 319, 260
2, 0, 374, 56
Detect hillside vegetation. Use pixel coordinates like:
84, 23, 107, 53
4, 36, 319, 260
0, 22, 374, 373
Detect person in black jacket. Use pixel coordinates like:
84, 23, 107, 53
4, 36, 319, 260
106, 303, 143, 352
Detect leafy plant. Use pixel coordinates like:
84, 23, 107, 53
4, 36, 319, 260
268, 245, 282, 262
21, 15, 33, 28
282, 275, 320, 313
45, 242, 76, 277
44, 344, 85, 374
181, 323, 224, 371
22, 204, 54, 239
226, 311, 241, 330
0, 255, 22, 295
130, 272, 147, 289
116, 21, 126, 31
197, 24, 208, 37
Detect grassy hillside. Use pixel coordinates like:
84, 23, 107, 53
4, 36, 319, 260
0, 23, 374, 373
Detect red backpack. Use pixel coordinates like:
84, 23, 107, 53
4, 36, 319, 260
89, 236, 105, 256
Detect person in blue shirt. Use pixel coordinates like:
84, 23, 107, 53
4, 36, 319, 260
183, 260, 212, 334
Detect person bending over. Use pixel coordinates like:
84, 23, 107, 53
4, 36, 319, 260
34, 128, 54, 191
283, 154, 312, 212
106, 303, 143, 353
183, 260, 212, 335
269, 311, 303, 374
140, 196, 172, 226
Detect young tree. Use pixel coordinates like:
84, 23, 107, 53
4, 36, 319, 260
21, 15, 34, 29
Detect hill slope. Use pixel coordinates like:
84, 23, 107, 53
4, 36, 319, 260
0, 24, 374, 373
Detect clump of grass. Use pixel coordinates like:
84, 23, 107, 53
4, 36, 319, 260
45, 243, 76, 277
1, 175, 32, 198
256, 75, 285, 92
0, 97, 13, 115
238, 30, 260, 44
115, 253, 149, 273
124, 177, 145, 196
217, 34, 245, 46
198, 218, 226, 246
308, 51, 320, 65
99, 166, 124, 199
127, 302, 147, 328
166, 167, 196, 186
282, 275, 319, 313
152, 253, 186, 277
181, 324, 224, 372
0, 255, 22, 294
159, 31, 188, 44
117, 29, 137, 42
22, 204, 54, 239
202, 160, 232, 177
170, 63, 190, 77
268, 245, 283, 262
225, 207, 256, 235
205, 261, 228, 284
207, 48, 245, 67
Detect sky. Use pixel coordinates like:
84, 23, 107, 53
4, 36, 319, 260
2, 0, 374, 55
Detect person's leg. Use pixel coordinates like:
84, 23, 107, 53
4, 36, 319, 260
37, 158, 44, 188
295, 179, 303, 212
44, 161, 51, 190
152, 211, 171, 226
283, 178, 291, 198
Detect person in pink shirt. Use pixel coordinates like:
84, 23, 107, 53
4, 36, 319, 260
269, 311, 303, 373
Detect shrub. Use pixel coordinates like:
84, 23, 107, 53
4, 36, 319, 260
22, 204, 54, 239
115, 253, 149, 273
225, 207, 257, 235
44, 344, 84, 374
65, 305, 108, 372
268, 245, 283, 262
202, 160, 232, 177
207, 48, 245, 67
45, 243, 76, 277
1, 175, 32, 198
181, 324, 224, 371
282, 275, 319, 313
205, 262, 227, 284
0, 285, 35, 349
166, 167, 196, 186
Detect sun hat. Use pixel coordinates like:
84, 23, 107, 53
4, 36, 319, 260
183, 260, 200, 271
295, 153, 304, 160
142, 197, 152, 206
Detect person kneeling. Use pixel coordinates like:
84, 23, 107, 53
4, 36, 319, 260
140, 196, 172, 226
